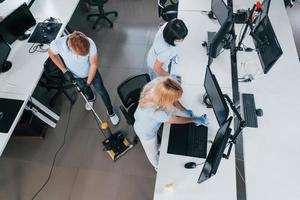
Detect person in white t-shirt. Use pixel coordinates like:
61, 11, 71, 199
147, 19, 188, 79
134, 77, 208, 170
48, 31, 119, 125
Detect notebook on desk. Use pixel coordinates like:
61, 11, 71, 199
167, 123, 208, 158
0, 98, 24, 133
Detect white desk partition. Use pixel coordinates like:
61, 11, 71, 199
0, 0, 80, 156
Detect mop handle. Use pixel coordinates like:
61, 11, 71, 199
72, 82, 103, 124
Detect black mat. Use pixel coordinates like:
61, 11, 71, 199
167, 123, 208, 158
0, 98, 24, 133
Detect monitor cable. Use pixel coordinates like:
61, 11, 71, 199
31, 104, 73, 200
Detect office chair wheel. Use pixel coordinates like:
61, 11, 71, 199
92, 25, 97, 30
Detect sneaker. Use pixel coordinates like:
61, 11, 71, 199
108, 113, 120, 125
85, 98, 95, 111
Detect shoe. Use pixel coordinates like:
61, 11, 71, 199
85, 97, 95, 111
108, 113, 120, 125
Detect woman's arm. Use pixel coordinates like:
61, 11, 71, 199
153, 59, 169, 77
168, 115, 194, 124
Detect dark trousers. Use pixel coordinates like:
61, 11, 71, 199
75, 70, 114, 115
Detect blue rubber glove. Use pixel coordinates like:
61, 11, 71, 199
182, 108, 194, 117
194, 114, 209, 126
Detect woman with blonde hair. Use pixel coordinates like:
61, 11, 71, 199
134, 77, 208, 170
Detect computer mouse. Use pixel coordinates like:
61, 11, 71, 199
256, 108, 263, 117
184, 162, 197, 169
0, 61, 12, 73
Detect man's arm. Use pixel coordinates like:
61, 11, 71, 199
153, 59, 169, 77
87, 54, 98, 85
48, 48, 68, 73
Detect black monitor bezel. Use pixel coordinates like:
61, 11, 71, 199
0, 3, 36, 44
251, 16, 283, 74
208, 9, 233, 58
0, 36, 11, 66
204, 67, 229, 127
198, 116, 233, 184
211, 0, 229, 25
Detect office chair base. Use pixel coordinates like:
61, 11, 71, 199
87, 11, 118, 29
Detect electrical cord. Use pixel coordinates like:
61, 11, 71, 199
31, 104, 73, 200
29, 43, 49, 53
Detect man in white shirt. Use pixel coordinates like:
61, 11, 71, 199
48, 31, 119, 125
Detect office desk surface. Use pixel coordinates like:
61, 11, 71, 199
156, 0, 300, 199
154, 86, 236, 200
236, 1, 300, 199
154, 9, 237, 200
0, 0, 79, 156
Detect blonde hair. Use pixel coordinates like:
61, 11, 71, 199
69, 31, 90, 56
140, 77, 183, 111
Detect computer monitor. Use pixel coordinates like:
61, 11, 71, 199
0, 36, 11, 70
211, 0, 229, 25
254, 0, 271, 30
198, 117, 232, 184
251, 16, 283, 74
0, 3, 36, 44
204, 67, 229, 127
208, 10, 233, 58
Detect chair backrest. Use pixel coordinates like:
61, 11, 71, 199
117, 73, 151, 108
43, 57, 64, 81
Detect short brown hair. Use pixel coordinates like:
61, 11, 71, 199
69, 31, 90, 56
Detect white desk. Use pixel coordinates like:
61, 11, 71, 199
0, 0, 79, 156
236, 0, 300, 199
155, 0, 300, 199
154, 8, 237, 200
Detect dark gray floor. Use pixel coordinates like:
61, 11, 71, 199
0, 0, 161, 199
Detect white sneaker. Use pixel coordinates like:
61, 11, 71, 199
85, 98, 95, 111
109, 113, 120, 125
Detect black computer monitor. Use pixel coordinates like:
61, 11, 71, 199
251, 16, 282, 74
0, 36, 11, 70
0, 3, 36, 44
208, 10, 233, 58
198, 117, 232, 184
254, 0, 271, 30
204, 67, 229, 127
211, 0, 229, 25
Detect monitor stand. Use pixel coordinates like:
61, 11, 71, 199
0, 61, 12, 73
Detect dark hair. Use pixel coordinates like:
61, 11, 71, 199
163, 19, 188, 46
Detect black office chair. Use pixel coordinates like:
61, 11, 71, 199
86, 0, 118, 29
38, 57, 76, 107
158, 0, 178, 22
117, 73, 151, 144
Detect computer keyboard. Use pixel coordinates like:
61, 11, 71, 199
187, 124, 206, 157
242, 93, 258, 128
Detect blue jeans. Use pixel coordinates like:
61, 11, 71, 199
74, 70, 114, 115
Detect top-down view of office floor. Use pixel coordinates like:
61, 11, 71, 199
1, 0, 300, 200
